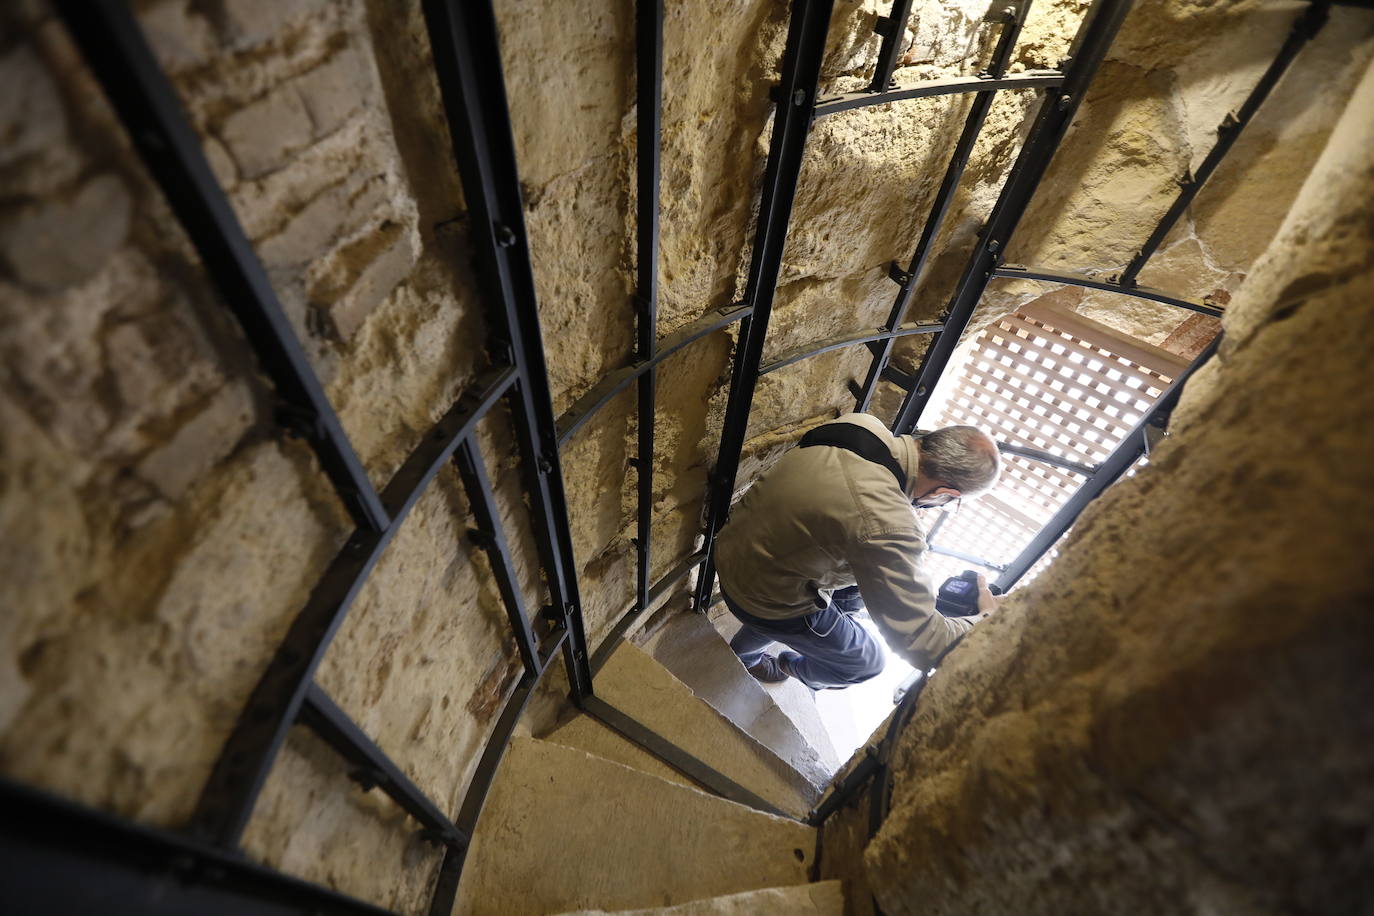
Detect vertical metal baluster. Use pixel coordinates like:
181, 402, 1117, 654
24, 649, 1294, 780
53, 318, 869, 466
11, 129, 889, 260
691, 0, 838, 613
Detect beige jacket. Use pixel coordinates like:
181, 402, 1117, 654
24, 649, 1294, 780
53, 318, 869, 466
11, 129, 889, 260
714, 412, 975, 670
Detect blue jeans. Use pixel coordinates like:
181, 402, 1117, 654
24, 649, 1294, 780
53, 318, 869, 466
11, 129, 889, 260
723, 586, 885, 690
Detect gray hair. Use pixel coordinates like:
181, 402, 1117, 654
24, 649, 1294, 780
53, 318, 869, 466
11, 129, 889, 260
915, 426, 1002, 495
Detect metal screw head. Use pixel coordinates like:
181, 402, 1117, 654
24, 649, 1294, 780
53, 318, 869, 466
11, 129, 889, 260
987, 239, 1000, 253
1056, 94, 1073, 111
792, 88, 807, 107
493, 223, 517, 247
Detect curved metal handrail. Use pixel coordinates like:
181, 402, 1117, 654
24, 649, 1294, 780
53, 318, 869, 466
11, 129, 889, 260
759, 321, 943, 376
813, 71, 1064, 119
992, 265, 1224, 318
555, 304, 753, 445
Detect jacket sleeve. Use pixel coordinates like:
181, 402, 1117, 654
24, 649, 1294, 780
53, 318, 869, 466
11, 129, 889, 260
849, 528, 976, 670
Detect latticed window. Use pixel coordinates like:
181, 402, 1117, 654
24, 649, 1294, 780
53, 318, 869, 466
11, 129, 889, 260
921, 301, 1189, 587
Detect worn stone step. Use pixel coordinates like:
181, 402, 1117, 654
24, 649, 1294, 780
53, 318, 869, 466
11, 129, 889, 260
544, 713, 696, 790
454, 737, 815, 915
571, 640, 821, 817
704, 603, 845, 767
552, 880, 845, 915
641, 610, 839, 782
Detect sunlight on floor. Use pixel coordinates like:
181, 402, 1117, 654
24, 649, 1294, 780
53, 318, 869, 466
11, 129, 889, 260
814, 616, 916, 761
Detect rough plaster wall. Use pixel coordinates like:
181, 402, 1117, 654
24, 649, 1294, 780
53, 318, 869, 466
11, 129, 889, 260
863, 57, 1374, 916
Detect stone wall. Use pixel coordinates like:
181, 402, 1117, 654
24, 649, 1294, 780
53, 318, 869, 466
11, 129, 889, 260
874, 0, 1374, 421
4, 0, 1370, 912
864, 54, 1374, 916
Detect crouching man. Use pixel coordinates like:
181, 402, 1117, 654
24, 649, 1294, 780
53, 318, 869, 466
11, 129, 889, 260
713, 412, 1002, 688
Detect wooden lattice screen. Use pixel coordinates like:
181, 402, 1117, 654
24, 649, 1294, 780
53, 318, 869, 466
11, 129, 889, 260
921, 301, 1189, 586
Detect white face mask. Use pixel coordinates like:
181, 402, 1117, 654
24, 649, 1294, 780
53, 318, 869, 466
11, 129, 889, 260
912, 487, 960, 510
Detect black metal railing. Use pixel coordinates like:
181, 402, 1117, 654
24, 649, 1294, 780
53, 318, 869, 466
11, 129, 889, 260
853, 0, 1035, 412
38, 1, 783, 913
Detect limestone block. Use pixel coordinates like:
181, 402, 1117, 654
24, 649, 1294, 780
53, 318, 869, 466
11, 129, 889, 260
594, 641, 821, 816
202, 136, 239, 189
103, 296, 226, 412
656, 0, 786, 329
136, 381, 256, 501
819, 2, 897, 80
0, 441, 343, 826
259, 175, 387, 270
1012, 0, 1082, 71
555, 880, 845, 915
0, 248, 181, 458
455, 737, 815, 915
231, 118, 377, 243
0, 394, 90, 734
901, 0, 986, 71
1005, 61, 1188, 271
244, 727, 445, 914
495, 0, 633, 189
0, 45, 66, 169
210, 0, 333, 50
310, 477, 523, 813
293, 45, 373, 138
704, 605, 843, 771
219, 83, 314, 179
544, 714, 696, 789
643, 611, 840, 780
324, 264, 489, 485
308, 219, 419, 342
560, 388, 634, 566
140, 0, 218, 73
0, 173, 131, 292
524, 159, 636, 414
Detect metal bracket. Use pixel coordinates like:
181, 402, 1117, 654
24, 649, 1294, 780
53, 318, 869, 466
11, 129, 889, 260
983, 0, 1026, 23
1142, 423, 1167, 457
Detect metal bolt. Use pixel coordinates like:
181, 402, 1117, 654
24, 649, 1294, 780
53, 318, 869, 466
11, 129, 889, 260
792, 88, 807, 107
915, 386, 928, 396
493, 223, 517, 248
987, 239, 1000, 253
1057, 94, 1073, 112
537, 457, 553, 474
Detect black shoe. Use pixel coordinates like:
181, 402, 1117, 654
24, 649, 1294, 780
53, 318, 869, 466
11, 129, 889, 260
746, 654, 789, 683
777, 651, 803, 682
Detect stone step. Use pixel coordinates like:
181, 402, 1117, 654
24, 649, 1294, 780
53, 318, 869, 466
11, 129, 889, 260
552, 880, 845, 915
704, 603, 843, 768
455, 737, 816, 915
559, 640, 821, 817
641, 611, 839, 781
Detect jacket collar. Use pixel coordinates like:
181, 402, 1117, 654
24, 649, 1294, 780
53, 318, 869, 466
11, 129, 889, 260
896, 434, 921, 499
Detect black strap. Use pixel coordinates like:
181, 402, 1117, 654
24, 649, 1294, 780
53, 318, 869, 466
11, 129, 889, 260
798, 422, 907, 491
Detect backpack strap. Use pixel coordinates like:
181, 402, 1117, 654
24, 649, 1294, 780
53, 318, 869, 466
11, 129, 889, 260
798, 422, 908, 492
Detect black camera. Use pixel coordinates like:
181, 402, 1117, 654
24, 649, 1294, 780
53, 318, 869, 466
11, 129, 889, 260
935, 569, 1001, 617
